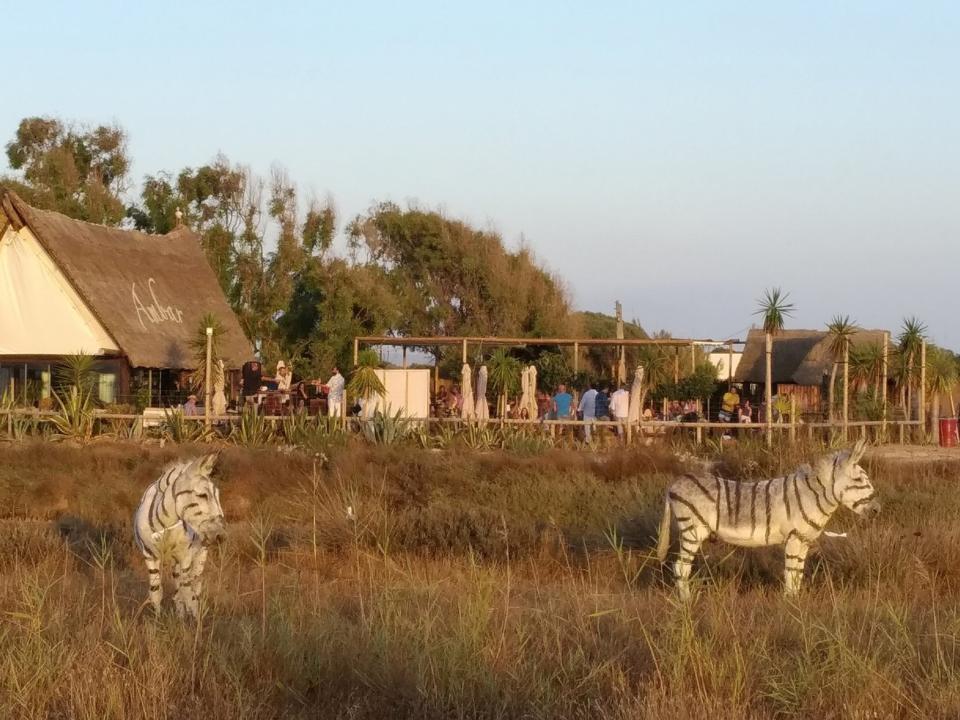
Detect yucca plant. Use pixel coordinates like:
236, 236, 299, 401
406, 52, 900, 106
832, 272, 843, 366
231, 405, 274, 446
188, 313, 227, 394
925, 346, 957, 443
754, 288, 794, 434
347, 349, 386, 419
462, 421, 497, 451
487, 349, 522, 418
54, 353, 97, 399
826, 315, 858, 422
897, 316, 927, 422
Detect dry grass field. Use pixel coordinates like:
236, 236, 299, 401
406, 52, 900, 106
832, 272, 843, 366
1, 439, 959, 719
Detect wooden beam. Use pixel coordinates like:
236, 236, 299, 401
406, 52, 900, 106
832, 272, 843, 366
353, 335, 743, 349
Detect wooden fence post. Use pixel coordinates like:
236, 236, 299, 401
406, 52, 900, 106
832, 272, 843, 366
204, 327, 213, 431
919, 340, 927, 441
789, 394, 796, 444
842, 338, 849, 443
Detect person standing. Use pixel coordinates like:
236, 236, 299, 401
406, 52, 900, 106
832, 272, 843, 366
720, 385, 740, 423
553, 383, 573, 421
609, 384, 630, 438
326, 366, 345, 418
579, 382, 598, 443
595, 384, 611, 420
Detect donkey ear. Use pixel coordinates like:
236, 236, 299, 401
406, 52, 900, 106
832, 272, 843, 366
196, 452, 220, 477
850, 439, 867, 464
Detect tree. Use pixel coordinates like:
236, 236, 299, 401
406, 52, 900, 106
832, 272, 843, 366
347, 203, 574, 365
754, 288, 794, 440
4, 116, 130, 224
826, 315, 858, 422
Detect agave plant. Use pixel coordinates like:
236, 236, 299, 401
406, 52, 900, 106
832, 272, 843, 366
162, 408, 209, 444
231, 405, 275, 447
361, 408, 413, 445
50, 386, 95, 442
282, 411, 345, 451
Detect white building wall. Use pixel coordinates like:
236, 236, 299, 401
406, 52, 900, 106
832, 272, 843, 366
0, 225, 119, 356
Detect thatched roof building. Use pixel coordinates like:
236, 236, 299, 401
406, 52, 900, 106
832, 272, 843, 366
735, 328, 888, 412
0, 188, 253, 404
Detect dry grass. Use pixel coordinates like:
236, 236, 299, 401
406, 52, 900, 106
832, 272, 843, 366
1, 440, 959, 719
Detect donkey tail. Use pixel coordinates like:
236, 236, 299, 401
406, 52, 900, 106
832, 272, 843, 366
655, 494, 672, 562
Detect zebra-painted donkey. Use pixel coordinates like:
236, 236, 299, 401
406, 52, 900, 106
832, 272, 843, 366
134, 453, 226, 618
656, 439, 879, 598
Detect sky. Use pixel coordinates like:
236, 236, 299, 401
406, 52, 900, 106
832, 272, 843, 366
4, 2, 958, 348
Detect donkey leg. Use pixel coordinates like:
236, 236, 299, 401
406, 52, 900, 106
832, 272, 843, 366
171, 559, 186, 618
783, 533, 810, 597
183, 546, 208, 619
674, 521, 707, 601
144, 555, 163, 613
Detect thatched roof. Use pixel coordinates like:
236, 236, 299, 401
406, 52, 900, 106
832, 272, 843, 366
1, 189, 253, 369
735, 328, 888, 386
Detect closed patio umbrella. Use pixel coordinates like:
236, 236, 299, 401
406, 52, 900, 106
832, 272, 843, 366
475, 365, 489, 422
518, 366, 533, 420
460, 363, 475, 419
628, 364, 645, 423
527, 366, 539, 420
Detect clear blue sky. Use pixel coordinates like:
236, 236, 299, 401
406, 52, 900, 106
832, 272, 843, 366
5, 2, 958, 348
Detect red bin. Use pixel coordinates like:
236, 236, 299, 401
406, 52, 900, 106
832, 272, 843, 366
939, 418, 958, 448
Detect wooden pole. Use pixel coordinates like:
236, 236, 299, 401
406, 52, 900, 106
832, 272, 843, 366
573, 342, 579, 375
615, 301, 625, 384
881, 331, 889, 441
690, 343, 695, 375
842, 337, 849, 442
353, 338, 359, 367
728, 342, 734, 386
204, 327, 213, 430
462, 338, 467, 364
919, 340, 927, 440
765, 332, 773, 447
674, 349, 679, 384
148, 369, 153, 407
403, 347, 409, 414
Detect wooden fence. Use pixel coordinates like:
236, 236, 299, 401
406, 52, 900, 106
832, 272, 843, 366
0, 408, 926, 446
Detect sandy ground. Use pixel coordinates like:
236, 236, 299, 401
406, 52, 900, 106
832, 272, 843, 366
868, 443, 960, 463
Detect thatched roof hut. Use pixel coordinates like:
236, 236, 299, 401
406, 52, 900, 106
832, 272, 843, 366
0, 188, 253, 404
735, 328, 888, 412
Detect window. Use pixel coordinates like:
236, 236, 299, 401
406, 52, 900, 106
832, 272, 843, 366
98, 373, 117, 405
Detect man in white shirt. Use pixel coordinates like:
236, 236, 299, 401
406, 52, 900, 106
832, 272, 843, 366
578, 382, 598, 443
609, 384, 630, 438
325, 366, 345, 418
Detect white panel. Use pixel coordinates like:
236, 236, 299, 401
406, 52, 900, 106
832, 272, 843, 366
0, 226, 118, 355
370, 368, 432, 418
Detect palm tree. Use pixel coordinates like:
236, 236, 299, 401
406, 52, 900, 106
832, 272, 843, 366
849, 342, 884, 396
825, 315, 857, 422
897, 317, 927, 422
925, 346, 957, 443
754, 288, 794, 441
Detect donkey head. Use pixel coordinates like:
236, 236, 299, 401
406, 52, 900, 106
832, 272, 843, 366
174, 452, 226, 544
819, 439, 880, 518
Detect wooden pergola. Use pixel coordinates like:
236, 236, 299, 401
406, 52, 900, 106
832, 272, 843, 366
354, 335, 743, 378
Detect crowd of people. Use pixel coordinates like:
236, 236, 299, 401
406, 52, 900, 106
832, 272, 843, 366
183, 360, 347, 418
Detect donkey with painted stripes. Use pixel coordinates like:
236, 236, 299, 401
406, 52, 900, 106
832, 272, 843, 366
134, 453, 226, 618
656, 440, 879, 598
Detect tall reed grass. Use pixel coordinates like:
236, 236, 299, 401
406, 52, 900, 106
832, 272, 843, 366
1, 441, 958, 718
